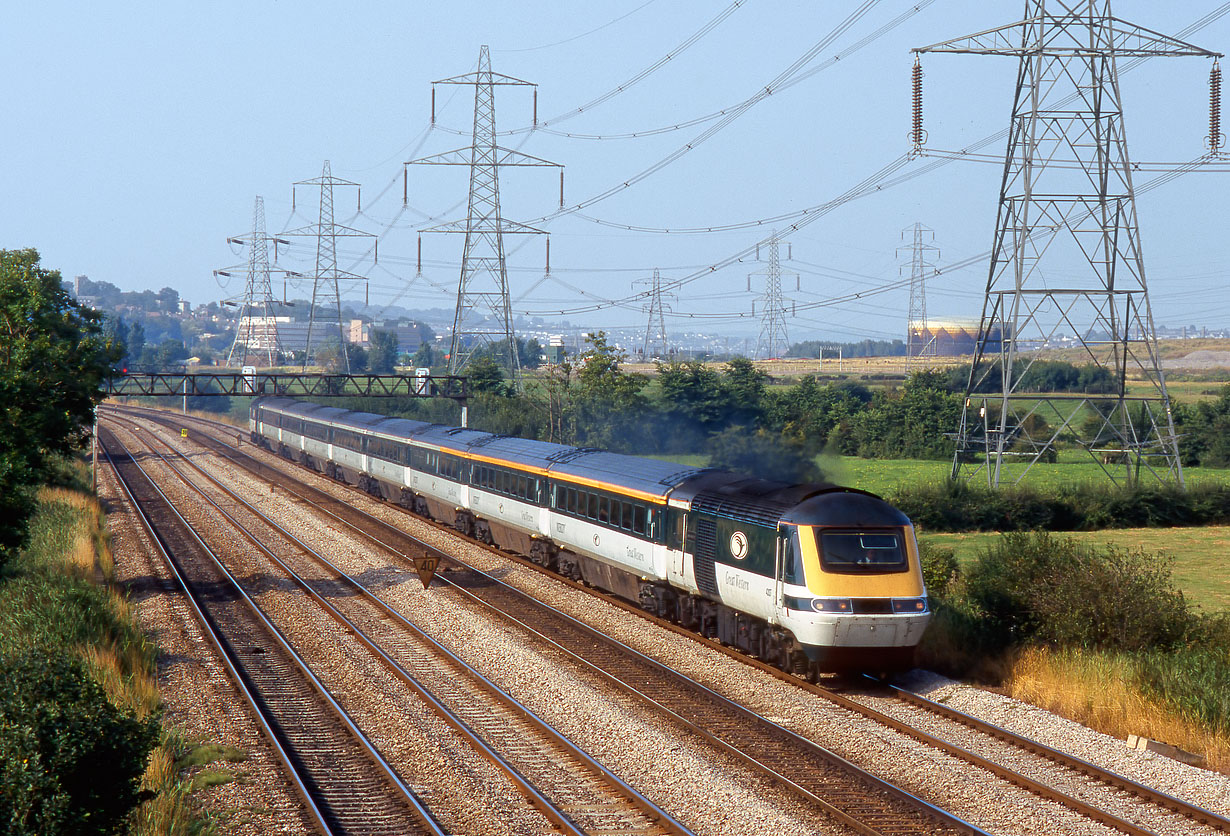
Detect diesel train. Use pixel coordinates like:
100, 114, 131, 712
249, 397, 931, 675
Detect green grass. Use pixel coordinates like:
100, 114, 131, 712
834, 454, 1230, 497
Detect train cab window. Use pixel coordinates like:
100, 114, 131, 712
817, 531, 907, 574
782, 529, 806, 584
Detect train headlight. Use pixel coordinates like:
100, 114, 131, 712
892, 597, 929, 614
812, 597, 853, 613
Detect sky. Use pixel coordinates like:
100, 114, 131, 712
4, 1, 1230, 345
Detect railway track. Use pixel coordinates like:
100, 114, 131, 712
106, 415, 692, 836
109, 405, 987, 836
98, 423, 444, 836
114, 405, 1230, 835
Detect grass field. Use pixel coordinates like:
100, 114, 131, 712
833, 453, 1230, 496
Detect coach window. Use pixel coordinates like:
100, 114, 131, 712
633, 505, 647, 536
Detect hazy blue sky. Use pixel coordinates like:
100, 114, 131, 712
4, 1, 1229, 343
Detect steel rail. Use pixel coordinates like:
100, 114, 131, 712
125, 405, 1230, 835
126, 418, 692, 836
111, 405, 986, 836
98, 423, 446, 836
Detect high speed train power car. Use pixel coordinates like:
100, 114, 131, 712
250, 397, 931, 675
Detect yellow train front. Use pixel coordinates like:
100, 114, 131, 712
668, 475, 930, 677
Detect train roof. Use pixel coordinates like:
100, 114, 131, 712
410, 424, 495, 452
779, 489, 909, 528
549, 450, 711, 498
468, 435, 576, 470
332, 410, 393, 431
370, 417, 434, 438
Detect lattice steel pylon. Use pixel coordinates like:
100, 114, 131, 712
915, 1, 1221, 488
749, 234, 796, 360
216, 196, 282, 368
280, 160, 375, 372
636, 268, 674, 359
405, 45, 563, 388
899, 223, 939, 364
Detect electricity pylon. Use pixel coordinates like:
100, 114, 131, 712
749, 233, 796, 360
280, 160, 375, 372
899, 223, 939, 364
635, 268, 674, 359
215, 196, 286, 368
406, 45, 563, 389
916, 0, 1220, 488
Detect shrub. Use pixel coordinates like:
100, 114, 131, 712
0, 651, 158, 835
962, 532, 1195, 654
918, 540, 958, 598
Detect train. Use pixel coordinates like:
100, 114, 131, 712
249, 397, 931, 675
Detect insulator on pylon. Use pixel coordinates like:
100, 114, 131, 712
910, 56, 927, 149
1208, 61, 1224, 152
416, 234, 422, 276
545, 237, 550, 274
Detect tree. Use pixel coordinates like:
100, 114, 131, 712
125, 320, 145, 365
571, 332, 647, 450
466, 356, 508, 396
150, 339, 187, 370
411, 342, 439, 369
656, 360, 727, 431
761, 375, 866, 449
101, 314, 126, 365
156, 286, 180, 312
0, 652, 159, 836
722, 357, 768, 425
314, 338, 367, 373
368, 330, 398, 374
0, 249, 119, 561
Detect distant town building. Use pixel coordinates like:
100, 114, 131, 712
346, 319, 429, 353
544, 334, 566, 365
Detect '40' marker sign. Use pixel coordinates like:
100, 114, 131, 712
412, 555, 440, 589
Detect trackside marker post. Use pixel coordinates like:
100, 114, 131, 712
412, 555, 440, 589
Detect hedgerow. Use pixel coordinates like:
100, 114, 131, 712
893, 480, 1230, 532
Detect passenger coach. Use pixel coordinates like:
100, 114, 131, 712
251, 397, 930, 675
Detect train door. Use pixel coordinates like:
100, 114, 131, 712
771, 525, 792, 624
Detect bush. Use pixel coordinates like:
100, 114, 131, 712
918, 540, 958, 598
962, 532, 1195, 654
0, 651, 158, 835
